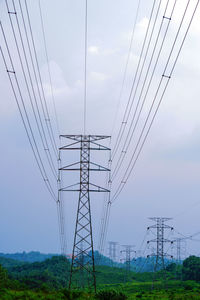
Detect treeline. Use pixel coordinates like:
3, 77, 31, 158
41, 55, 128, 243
0, 251, 56, 263
1, 254, 200, 289
0, 250, 173, 272
1, 255, 200, 299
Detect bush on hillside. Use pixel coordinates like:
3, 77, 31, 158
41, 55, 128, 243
96, 289, 127, 300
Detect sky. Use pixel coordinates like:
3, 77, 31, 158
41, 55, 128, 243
0, 0, 200, 261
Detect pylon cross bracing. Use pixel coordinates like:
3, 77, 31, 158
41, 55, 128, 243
108, 241, 118, 265
59, 135, 110, 291
120, 245, 136, 282
147, 217, 173, 287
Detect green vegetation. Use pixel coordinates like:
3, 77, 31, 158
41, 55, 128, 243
0, 257, 25, 269
182, 256, 200, 281
0, 251, 56, 263
0, 254, 200, 299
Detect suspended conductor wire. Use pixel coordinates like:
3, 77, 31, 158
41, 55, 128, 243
112, 0, 162, 162
57, 149, 67, 255
99, 196, 111, 255
111, 0, 174, 181
99, 0, 159, 250
138, 231, 149, 253
111, 0, 157, 159
84, 0, 88, 135
38, 0, 60, 137
24, 0, 58, 156
0, 22, 57, 202
98, 144, 112, 254
137, 244, 148, 273
174, 198, 200, 219
111, 0, 141, 137
173, 229, 200, 240
99, 0, 158, 251
111, 0, 198, 203
6, 0, 57, 180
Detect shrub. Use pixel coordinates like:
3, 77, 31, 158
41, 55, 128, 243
62, 288, 83, 299
96, 289, 127, 300
182, 280, 198, 291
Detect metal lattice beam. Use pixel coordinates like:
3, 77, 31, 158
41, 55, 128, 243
147, 217, 173, 288
59, 135, 110, 291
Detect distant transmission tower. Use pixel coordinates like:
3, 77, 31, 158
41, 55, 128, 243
59, 135, 110, 291
120, 245, 136, 282
108, 241, 118, 266
176, 238, 181, 264
147, 217, 173, 286
173, 237, 187, 264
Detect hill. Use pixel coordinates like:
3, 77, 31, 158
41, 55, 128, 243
0, 255, 200, 299
0, 251, 56, 263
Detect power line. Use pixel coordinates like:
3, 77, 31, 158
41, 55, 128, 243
57, 149, 67, 255
111, 0, 141, 137
174, 198, 200, 219
5, 0, 57, 180
99, 0, 160, 252
37, 0, 66, 254
38, 0, 60, 137
84, 0, 87, 135
137, 250, 148, 273
111, 0, 157, 159
138, 230, 149, 254
24, 0, 58, 156
0, 22, 57, 201
111, 0, 176, 181
98, 148, 112, 255
98, 198, 112, 255
111, 0, 198, 203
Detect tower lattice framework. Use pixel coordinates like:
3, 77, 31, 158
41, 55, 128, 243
59, 135, 110, 291
147, 217, 173, 287
120, 245, 136, 282
108, 241, 118, 266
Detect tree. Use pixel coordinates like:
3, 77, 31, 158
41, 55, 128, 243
182, 256, 200, 281
0, 264, 10, 289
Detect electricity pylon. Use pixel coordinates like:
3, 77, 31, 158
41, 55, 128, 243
120, 245, 136, 282
108, 241, 118, 266
172, 237, 187, 264
147, 217, 173, 287
171, 237, 187, 280
59, 135, 110, 291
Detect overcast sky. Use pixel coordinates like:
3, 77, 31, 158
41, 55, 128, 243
0, 0, 200, 260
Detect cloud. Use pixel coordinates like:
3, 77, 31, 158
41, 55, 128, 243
89, 71, 109, 82
137, 17, 149, 31
88, 46, 99, 55
1, 0, 200, 255
42, 61, 72, 99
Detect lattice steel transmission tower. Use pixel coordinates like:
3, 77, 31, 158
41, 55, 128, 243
108, 241, 118, 265
120, 245, 136, 282
147, 217, 173, 286
176, 238, 181, 264
173, 237, 187, 264
59, 135, 110, 291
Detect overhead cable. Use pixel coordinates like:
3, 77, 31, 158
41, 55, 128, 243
111, 0, 199, 203
111, 0, 141, 137
0, 22, 57, 201
5, 0, 57, 179
38, 0, 60, 137
111, 0, 176, 181
24, 0, 58, 156
111, 0, 157, 159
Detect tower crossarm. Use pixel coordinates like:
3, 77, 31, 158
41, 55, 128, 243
60, 134, 110, 291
